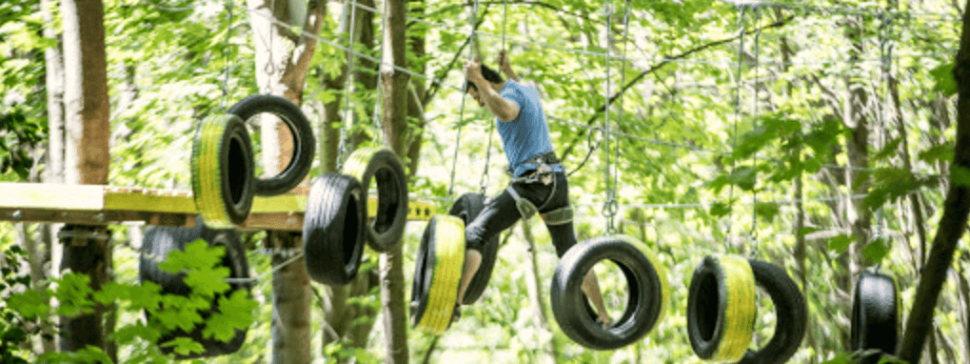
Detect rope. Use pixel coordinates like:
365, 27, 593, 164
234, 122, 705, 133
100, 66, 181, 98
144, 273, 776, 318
602, 2, 616, 235
749, 7, 761, 258
612, 0, 633, 225
478, 0, 507, 195
220, 1, 234, 109
336, 0, 361, 169
447, 0, 480, 198
723, 4, 748, 254
373, 0, 388, 146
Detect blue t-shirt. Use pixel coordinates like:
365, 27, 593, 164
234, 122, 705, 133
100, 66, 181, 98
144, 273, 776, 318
496, 80, 557, 178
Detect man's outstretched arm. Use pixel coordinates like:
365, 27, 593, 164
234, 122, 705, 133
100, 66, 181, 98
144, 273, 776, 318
466, 61, 520, 122
497, 49, 521, 82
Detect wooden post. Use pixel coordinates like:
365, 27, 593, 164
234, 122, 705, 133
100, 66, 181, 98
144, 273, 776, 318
58, 0, 111, 358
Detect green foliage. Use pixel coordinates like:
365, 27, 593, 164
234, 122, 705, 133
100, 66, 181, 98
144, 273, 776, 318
930, 63, 957, 97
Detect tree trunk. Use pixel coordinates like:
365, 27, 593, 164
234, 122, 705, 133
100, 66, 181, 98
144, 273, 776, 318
379, 1, 411, 363
842, 16, 873, 285
58, 0, 111, 356
520, 219, 559, 364
898, 1, 970, 361
249, 1, 327, 363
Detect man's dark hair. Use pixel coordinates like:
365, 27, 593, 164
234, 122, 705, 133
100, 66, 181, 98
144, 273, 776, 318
465, 64, 504, 92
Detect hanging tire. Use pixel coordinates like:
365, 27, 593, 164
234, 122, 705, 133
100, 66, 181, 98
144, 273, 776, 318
549, 235, 669, 350
410, 215, 466, 335
303, 173, 367, 285
687, 255, 757, 362
191, 114, 256, 228
139, 216, 251, 359
735, 259, 808, 364
342, 147, 408, 252
449, 193, 497, 305
850, 269, 899, 363
227, 94, 315, 196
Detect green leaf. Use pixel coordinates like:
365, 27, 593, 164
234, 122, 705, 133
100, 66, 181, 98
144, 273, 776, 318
710, 202, 731, 217
797, 227, 820, 237
160, 337, 205, 357
754, 203, 780, 222
93, 282, 130, 305
918, 143, 954, 164
183, 266, 231, 299
7, 288, 51, 319
863, 238, 891, 264
930, 63, 957, 97
202, 290, 257, 342
55, 273, 95, 317
828, 234, 852, 254
158, 239, 224, 274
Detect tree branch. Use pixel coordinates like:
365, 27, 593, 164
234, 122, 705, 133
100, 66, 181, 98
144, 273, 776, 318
558, 15, 795, 161
421, 6, 492, 106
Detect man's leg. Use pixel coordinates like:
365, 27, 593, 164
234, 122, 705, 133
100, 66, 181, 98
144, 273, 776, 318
457, 249, 482, 304
544, 173, 612, 327
457, 190, 522, 307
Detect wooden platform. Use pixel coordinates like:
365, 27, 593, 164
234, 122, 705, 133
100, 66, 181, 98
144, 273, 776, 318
0, 182, 436, 232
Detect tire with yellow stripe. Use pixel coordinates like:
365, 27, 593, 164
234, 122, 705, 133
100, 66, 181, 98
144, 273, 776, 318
191, 114, 255, 228
410, 215, 466, 335
342, 147, 408, 252
687, 255, 757, 362
449, 192, 497, 305
850, 269, 899, 364
550, 235, 669, 350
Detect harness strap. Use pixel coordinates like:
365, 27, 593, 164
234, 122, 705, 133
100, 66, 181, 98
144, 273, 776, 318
506, 174, 559, 219
540, 206, 574, 226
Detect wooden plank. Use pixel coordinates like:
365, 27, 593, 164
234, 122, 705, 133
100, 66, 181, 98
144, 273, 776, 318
0, 182, 438, 231
0, 183, 103, 210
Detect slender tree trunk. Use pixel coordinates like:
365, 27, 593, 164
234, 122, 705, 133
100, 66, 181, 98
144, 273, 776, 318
843, 16, 873, 285
898, 1, 970, 361
39, 0, 63, 353
58, 0, 111, 357
249, 1, 327, 363
379, 1, 411, 362
520, 219, 559, 364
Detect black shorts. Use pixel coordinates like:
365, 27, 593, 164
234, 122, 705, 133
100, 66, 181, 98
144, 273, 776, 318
465, 171, 577, 257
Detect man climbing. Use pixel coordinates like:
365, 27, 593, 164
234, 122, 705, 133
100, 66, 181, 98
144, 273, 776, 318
457, 49, 612, 327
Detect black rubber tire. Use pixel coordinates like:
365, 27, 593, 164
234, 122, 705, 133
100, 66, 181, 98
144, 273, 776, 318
191, 114, 256, 228
410, 215, 466, 335
850, 270, 899, 363
448, 193, 497, 305
227, 94, 315, 196
342, 148, 409, 252
139, 216, 251, 359
550, 236, 667, 350
303, 173, 367, 285
736, 260, 808, 364
687, 255, 757, 362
